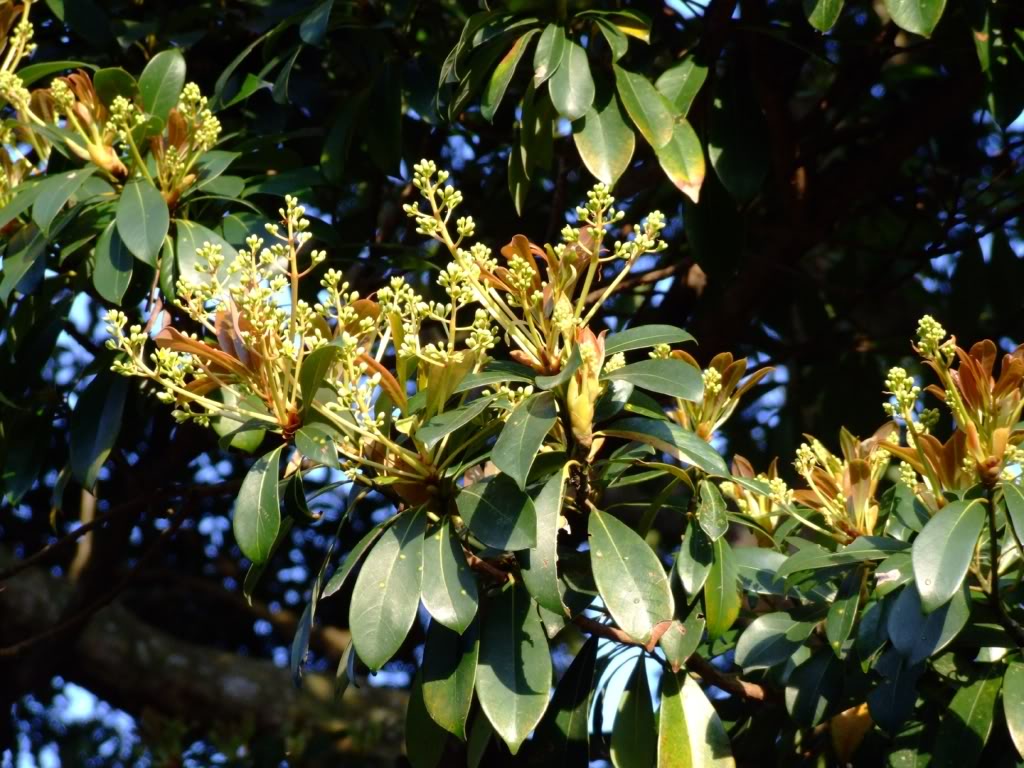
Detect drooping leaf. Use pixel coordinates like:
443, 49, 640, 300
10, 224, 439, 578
549, 39, 595, 121
885, 0, 946, 38
481, 29, 539, 122
611, 656, 657, 768
422, 618, 479, 740
603, 325, 695, 356
676, 522, 713, 595
704, 537, 740, 640
418, 396, 493, 450
69, 371, 128, 491
804, 0, 845, 31
657, 671, 735, 768
911, 498, 985, 613
589, 507, 674, 645
456, 361, 536, 392
117, 179, 169, 266
406, 672, 448, 768
1002, 482, 1024, 543
232, 445, 284, 564
697, 479, 728, 541
708, 68, 768, 203
299, 0, 334, 46
93, 67, 137, 107
298, 341, 340, 423
492, 391, 557, 490
175, 219, 239, 284
533, 24, 566, 86
349, 507, 427, 670
613, 64, 673, 150
456, 473, 537, 550
294, 423, 340, 469
138, 48, 186, 120
519, 470, 566, 614
778, 536, 907, 578
476, 583, 552, 755
573, 89, 634, 186
535, 345, 582, 390
655, 57, 707, 116
931, 668, 1003, 768
532, 636, 599, 765
735, 612, 816, 671
32, 167, 97, 233
867, 650, 924, 735
290, 601, 314, 687
655, 118, 705, 203
92, 219, 133, 305
321, 519, 390, 598
886, 581, 970, 665
601, 417, 729, 476
825, 565, 863, 658
422, 519, 479, 634
604, 359, 703, 401
1004, 659, 1024, 759
785, 649, 843, 727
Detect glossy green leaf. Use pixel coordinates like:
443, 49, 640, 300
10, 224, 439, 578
887, 482, 930, 533
232, 445, 284, 564
476, 583, 552, 755
406, 672, 448, 768
243, 517, 293, 606
733, 547, 788, 595
676, 523, 713, 595
778, 536, 907, 578
705, 537, 740, 640
601, 417, 729, 475
93, 67, 137, 107
92, 219, 133, 305
422, 519, 478, 634
603, 325, 695, 356
735, 612, 816, 671
573, 89, 634, 187
466, 707, 493, 768
455, 361, 536, 392
321, 519, 389, 598
533, 23, 566, 86
708, 71, 768, 203
804, 0, 844, 31
294, 423, 339, 469
299, 0, 333, 46
911, 498, 985, 613
532, 636, 598, 765
418, 396, 493, 450
32, 167, 97, 233
13, 60, 94, 88
456, 473, 537, 550
785, 649, 842, 727
657, 671, 735, 768
138, 48, 186, 120
589, 507, 674, 644
825, 565, 863, 658
655, 118, 705, 203
655, 58, 707, 116
697, 480, 728, 541
887, 581, 970, 665
535, 345, 581, 390
349, 507, 427, 670
867, 650, 924, 735
1004, 659, 1024, 759
614, 64, 673, 150
885, 0, 946, 38
519, 470, 566, 614
659, 598, 705, 671
481, 30, 539, 122
1002, 482, 1024, 543
283, 473, 314, 523
297, 343, 340, 421
549, 39, 594, 121
117, 179, 169, 266
175, 219, 239, 284
611, 656, 656, 768
604, 359, 703, 402
422, 618, 478, 740
931, 668, 1002, 768
69, 372, 128, 491
492, 391, 557, 489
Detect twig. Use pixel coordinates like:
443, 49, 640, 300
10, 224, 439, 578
685, 653, 774, 702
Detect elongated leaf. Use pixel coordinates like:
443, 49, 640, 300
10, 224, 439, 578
733, 547, 788, 595
422, 519, 479, 634
589, 507, 674, 644
294, 423, 339, 469
321, 519, 389, 598
676, 523, 713, 595
69, 372, 128, 491
614, 65, 673, 150
232, 445, 284, 564
349, 507, 427, 670
887, 581, 970, 665
532, 636, 598, 765
1002, 482, 1024, 543
601, 417, 728, 475
93, 67, 137, 107
535, 345, 581, 390
704, 537, 740, 640
117, 179, 169, 266
32, 167, 97, 233
655, 58, 707, 116
604, 325, 695, 356
481, 30, 539, 121
1004, 659, 1024, 759
573, 90, 634, 186
418, 396, 493, 449
778, 536, 907, 578
299, 0, 334, 46
243, 517, 294, 605
708, 71, 768, 203
175, 219, 239, 284
603, 359, 702, 400
735, 612, 816, 671
456, 473, 537, 550
519, 470, 566, 614
804, 0, 844, 31
423, 618, 479, 740
658, 671, 735, 768
549, 39, 594, 121
785, 649, 842, 727
492, 391, 557, 489
867, 650, 924, 734
476, 583, 552, 755
931, 668, 1002, 768
533, 24, 566, 86
138, 48, 186, 120
611, 656, 657, 768
455, 361, 536, 392
290, 602, 314, 687
885, 0, 946, 37
911, 498, 985, 613
406, 672, 448, 768
298, 344, 340, 422
92, 219, 133, 305
697, 480, 728, 541
825, 565, 863, 658
655, 118, 705, 203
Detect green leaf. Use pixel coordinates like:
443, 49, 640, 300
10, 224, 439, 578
735, 612, 816, 671
659, 598, 705, 672
604, 325, 695, 356
492, 391, 557, 490
466, 707, 493, 768
885, 0, 946, 37
116, 179, 169, 266
803, 0, 845, 31
92, 220, 133, 305
676, 523, 713, 595
708, 70, 768, 203
657, 671, 734, 768
532, 636, 598, 764
508, 135, 530, 216
733, 547, 789, 596
349, 507, 427, 671
138, 48, 186, 120
867, 651, 924, 735
93, 67, 138, 107
321, 519, 389, 598
785, 649, 842, 727
825, 565, 863, 658
535, 345, 582, 390
422, 618, 479, 740
573, 89, 635, 187
299, 0, 334, 46
704, 537, 740, 640
697, 480, 728, 541
611, 656, 657, 768
601, 417, 729, 476
14, 60, 95, 88
476, 583, 552, 755
1002, 482, 1024, 543
422, 519, 479, 634
931, 667, 1002, 768
1004, 659, 1024, 759
175, 219, 239, 284
298, 343, 340, 422
888, 482, 930, 533
533, 24, 566, 86
243, 517, 294, 605
418, 396, 493, 450
457, 474, 537, 550
778, 536, 907, 578
589, 507, 674, 644
455, 361, 536, 392
32, 167, 97, 233
887, 581, 970, 665
655, 118, 705, 203
406, 672, 448, 768
294, 423, 339, 469
911, 498, 985, 613
613, 65, 673, 150
549, 39, 594, 122
69, 372, 128, 491
519, 470, 566, 614
481, 30, 539, 122
655, 57, 707, 117
232, 445, 284, 564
